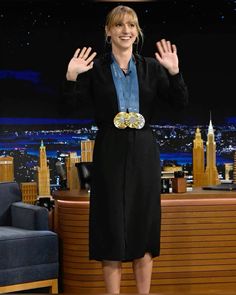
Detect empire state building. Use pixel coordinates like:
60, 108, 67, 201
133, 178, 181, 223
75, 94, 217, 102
204, 118, 220, 186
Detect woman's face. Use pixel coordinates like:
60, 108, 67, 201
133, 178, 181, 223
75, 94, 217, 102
106, 13, 138, 51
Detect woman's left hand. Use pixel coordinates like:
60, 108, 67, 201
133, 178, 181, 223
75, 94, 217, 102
155, 39, 179, 75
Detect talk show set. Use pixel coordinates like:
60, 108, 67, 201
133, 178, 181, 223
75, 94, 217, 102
0, 0, 236, 294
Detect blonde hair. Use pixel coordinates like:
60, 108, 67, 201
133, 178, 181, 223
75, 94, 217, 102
105, 5, 143, 45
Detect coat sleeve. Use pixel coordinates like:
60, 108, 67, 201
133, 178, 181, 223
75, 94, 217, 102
166, 72, 189, 108
59, 70, 94, 119
156, 61, 189, 109
149, 59, 189, 124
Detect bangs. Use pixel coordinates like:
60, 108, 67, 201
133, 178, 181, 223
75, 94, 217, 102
110, 13, 137, 27
106, 6, 139, 29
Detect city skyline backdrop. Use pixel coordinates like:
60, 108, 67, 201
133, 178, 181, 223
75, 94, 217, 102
1, 117, 236, 185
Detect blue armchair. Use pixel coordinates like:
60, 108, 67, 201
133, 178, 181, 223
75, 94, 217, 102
0, 181, 59, 294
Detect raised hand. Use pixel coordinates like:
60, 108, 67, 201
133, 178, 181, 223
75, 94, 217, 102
66, 47, 97, 81
155, 39, 179, 75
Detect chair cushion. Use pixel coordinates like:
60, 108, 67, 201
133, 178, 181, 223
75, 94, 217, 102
11, 202, 49, 230
0, 182, 21, 225
0, 226, 58, 270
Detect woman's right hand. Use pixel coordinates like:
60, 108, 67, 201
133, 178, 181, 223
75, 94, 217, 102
66, 47, 97, 81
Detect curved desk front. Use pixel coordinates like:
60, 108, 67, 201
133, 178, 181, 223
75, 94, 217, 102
53, 188, 236, 294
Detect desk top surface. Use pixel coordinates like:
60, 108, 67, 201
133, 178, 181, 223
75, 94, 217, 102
52, 187, 236, 202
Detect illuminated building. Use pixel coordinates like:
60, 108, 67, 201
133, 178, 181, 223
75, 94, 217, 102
192, 128, 205, 186
66, 152, 80, 190
0, 156, 14, 182
20, 182, 37, 205
37, 141, 51, 196
81, 140, 95, 162
233, 151, 236, 184
225, 163, 233, 181
204, 118, 220, 185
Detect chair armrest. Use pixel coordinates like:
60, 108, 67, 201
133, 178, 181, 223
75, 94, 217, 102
11, 202, 49, 230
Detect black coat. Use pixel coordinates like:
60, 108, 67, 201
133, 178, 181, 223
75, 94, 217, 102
63, 53, 188, 262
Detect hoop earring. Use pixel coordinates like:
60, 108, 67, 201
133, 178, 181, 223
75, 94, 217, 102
106, 36, 111, 44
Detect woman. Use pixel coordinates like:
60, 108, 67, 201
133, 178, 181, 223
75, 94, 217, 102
64, 5, 188, 294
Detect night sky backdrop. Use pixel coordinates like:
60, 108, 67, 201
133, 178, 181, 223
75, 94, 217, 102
0, 0, 235, 125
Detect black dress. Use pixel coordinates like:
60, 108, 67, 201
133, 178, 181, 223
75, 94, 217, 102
63, 53, 188, 262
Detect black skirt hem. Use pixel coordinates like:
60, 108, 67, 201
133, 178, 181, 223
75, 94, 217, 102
89, 250, 160, 263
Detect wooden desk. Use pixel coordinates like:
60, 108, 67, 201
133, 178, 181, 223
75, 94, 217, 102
53, 188, 236, 294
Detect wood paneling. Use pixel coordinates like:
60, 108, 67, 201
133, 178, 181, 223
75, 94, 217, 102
53, 189, 236, 293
